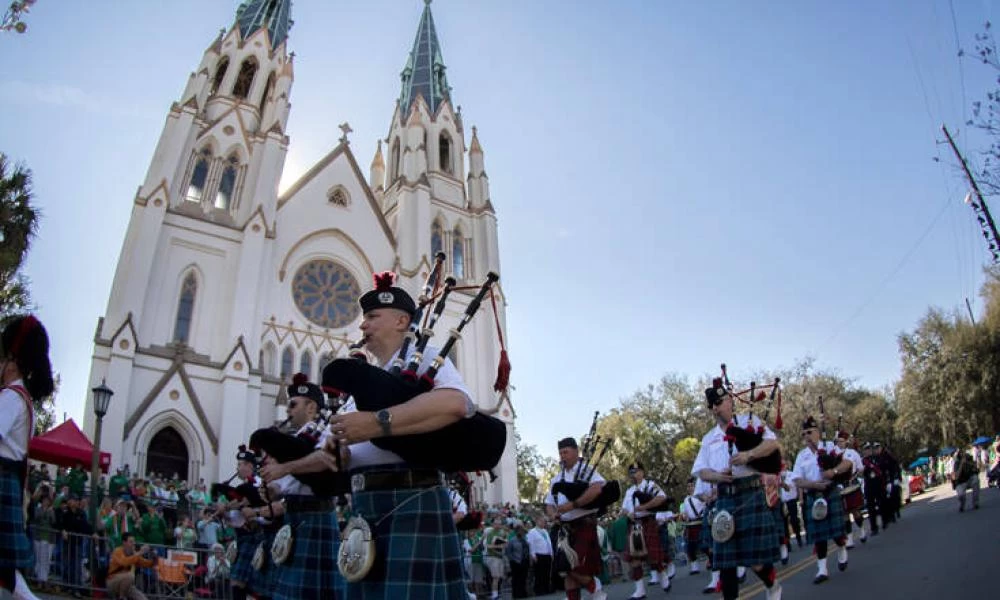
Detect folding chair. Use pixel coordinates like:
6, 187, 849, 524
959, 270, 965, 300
156, 560, 191, 599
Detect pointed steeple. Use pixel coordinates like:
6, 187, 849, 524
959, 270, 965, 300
236, 0, 292, 48
399, 0, 451, 118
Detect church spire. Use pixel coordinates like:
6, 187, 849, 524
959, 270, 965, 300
399, 0, 451, 118
236, 0, 292, 48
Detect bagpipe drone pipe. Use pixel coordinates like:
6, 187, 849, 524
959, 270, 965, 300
450, 472, 485, 531
321, 259, 508, 472
720, 365, 784, 474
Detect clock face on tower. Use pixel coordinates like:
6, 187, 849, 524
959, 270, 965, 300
291, 260, 361, 329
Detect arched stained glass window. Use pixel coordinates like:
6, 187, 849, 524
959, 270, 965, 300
431, 221, 444, 258
291, 260, 362, 329
173, 272, 197, 344
210, 57, 229, 96
185, 150, 211, 203
215, 156, 239, 210
261, 342, 276, 376
233, 58, 258, 99
280, 347, 294, 379
452, 227, 465, 279
299, 350, 313, 379
439, 133, 452, 174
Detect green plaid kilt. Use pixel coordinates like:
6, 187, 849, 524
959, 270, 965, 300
770, 503, 786, 544
0, 468, 32, 569
274, 501, 345, 600
230, 529, 261, 586
699, 503, 714, 554
251, 527, 280, 596
346, 467, 466, 600
711, 476, 780, 569
803, 489, 845, 545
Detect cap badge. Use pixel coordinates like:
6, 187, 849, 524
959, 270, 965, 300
378, 291, 394, 304
297, 385, 309, 394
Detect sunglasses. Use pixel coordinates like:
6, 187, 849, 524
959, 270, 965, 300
288, 401, 298, 409
801, 429, 817, 437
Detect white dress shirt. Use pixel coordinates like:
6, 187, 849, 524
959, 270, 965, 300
272, 425, 315, 496
525, 526, 553, 557
691, 415, 777, 480
792, 441, 837, 485
780, 471, 799, 502
681, 495, 706, 520
840, 447, 863, 478
622, 479, 666, 519
0, 379, 32, 460
545, 462, 606, 522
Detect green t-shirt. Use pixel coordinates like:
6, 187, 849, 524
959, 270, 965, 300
485, 528, 506, 557
108, 475, 129, 498
142, 513, 168, 545
609, 515, 628, 552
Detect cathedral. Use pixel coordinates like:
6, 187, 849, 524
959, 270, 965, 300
82, 0, 516, 505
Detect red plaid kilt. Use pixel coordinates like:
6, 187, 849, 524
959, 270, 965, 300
567, 515, 602, 577
841, 485, 864, 513
624, 516, 664, 569
684, 521, 703, 547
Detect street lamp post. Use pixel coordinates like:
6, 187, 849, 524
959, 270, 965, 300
89, 380, 114, 524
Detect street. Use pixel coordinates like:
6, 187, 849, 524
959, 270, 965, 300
537, 479, 995, 600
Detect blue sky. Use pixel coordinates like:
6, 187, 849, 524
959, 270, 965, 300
2, 0, 998, 460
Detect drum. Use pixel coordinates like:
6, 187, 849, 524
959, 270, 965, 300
841, 485, 864, 513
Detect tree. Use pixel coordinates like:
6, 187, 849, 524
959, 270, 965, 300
0, 153, 39, 317
515, 429, 545, 503
1, 1, 35, 34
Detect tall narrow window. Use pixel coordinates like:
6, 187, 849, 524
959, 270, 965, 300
173, 273, 197, 344
319, 352, 334, 371
280, 347, 294, 379
259, 72, 275, 114
439, 133, 452, 174
431, 221, 444, 258
452, 227, 465, 279
261, 342, 276, 376
215, 156, 239, 210
233, 58, 258, 100
390, 138, 401, 181
185, 149, 211, 203
210, 57, 229, 96
299, 350, 313, 379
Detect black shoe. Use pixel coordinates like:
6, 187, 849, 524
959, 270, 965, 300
738, 571, 747, 583
838, 560, 848, 572
781, 556, 789, 565
813, 574, 829, 585
871, 529, 879, 536
797, 538, 803, 548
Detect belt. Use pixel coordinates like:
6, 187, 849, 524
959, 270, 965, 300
350, 468, 444, 493
283, 495, 336, 513
717, 476, 761, 496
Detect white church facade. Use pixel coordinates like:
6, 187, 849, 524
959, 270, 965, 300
83, 0, 516, 505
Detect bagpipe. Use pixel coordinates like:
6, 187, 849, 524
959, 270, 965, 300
550, 412, 621, 515
248, 370, 358, 498
719, 364, 783, 474
320, 255, 508, 472
814, 395, 851, 485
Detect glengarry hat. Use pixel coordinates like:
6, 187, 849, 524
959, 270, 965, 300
359, 271, 417, 316
287, 372, 324, 408
705, 377, 729, 407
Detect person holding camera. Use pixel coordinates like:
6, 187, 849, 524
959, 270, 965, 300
104, 499, 141, 549
107, 532, 156, 599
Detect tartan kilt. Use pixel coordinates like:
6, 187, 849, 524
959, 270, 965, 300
711, 477, 780, 569
274, 504, 345, 600
684, 521, 703, 548
699, 505, 714, 553
346, 472, 466, 600
770, 503, 786, 544
803, 489, 845, 545
0, 469, 32, 569
566, 515, 601, 577
251, 527, 281, 596
624, 516, 664, 567
230, 529, 262, 585
841, 486, 865, 513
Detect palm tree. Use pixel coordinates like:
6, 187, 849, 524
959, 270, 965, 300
0, 152, 39, 316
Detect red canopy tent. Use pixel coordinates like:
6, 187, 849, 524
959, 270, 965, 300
29, 419, 111, 473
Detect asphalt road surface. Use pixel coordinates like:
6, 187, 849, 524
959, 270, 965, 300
535, 478, 995, 600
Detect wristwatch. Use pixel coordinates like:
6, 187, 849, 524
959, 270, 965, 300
375, 409, 393, 437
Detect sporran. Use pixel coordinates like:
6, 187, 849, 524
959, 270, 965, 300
337, 515, 376, 582
270, 524, 293, 564
811, 497, 828, 521
710, 508, 735, 543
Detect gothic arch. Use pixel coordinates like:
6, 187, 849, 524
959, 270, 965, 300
438, 130, 454, 174
131, 409, 206, 482
233, 57, 259, 99
261, 341, 277, 376
277, 229, 375, 282
210, 56, 231, 96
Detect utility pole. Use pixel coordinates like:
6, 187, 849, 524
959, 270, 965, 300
942, 124, 1000, 263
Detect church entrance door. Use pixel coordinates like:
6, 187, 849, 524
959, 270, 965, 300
146, 426, 189, 481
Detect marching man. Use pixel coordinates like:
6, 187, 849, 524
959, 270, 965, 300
621, 461, 669, 598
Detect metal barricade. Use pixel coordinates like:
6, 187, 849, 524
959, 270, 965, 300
25, 526, 236, 600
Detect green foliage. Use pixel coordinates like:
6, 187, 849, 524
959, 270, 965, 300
0, 153, 39, 317
515, 428, 551, 503
0, 1, 34, 34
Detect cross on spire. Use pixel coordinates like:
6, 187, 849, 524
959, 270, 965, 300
338, 122, 353, 144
